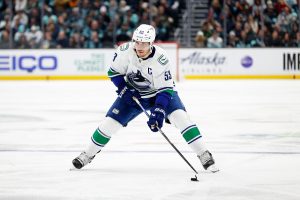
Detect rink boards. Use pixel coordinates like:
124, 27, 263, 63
0, 48, 299, 80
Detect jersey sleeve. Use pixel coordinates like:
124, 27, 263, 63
107, 43, 130, 78
153, 52, 174, 96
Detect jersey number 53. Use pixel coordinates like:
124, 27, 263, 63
164, 70, 172, 81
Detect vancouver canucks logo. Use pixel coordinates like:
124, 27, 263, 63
127, 70, 151, 91
158, 54, 169, 65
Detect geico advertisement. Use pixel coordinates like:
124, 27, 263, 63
179, 49, 300, 75
0, 49, 114, 75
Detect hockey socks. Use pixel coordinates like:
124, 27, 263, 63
181, 125, 207, 155
84, 128, 110, 157
91, 127, 111, 147
85, 117, 122, 157
181, 125, 201, 144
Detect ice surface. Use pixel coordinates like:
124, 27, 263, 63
0, 80, 300, 200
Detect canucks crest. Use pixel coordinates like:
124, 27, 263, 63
126, 70, 151, 91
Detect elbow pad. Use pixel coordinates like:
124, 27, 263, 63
111, 75, 126, 89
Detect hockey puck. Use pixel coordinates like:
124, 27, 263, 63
190, 175, 199, 182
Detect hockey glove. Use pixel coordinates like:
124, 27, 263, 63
147, 106, 166, 132
118, 86, 140, 106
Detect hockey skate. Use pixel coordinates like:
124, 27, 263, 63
197, 150, 219, 173
72, 152, 95, 169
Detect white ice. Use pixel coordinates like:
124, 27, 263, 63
0, 80, 300, 200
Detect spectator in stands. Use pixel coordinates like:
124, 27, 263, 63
82, 19, 99, 41
5, 0, 298, 49
14, 24, 26, 43
102, 22, 114, 47
207, 30, 223, 48
69, 32, 84, 48
294, 31, 300, 47
285, 0, 298, 11
116, 22, 132, 43
0, 30, 10, 48
243, 22, 257, 44
16, 34, 30, 49
227, 30, 238, 47
264, 0, 278, 30
236, 0, 252, 16
290, 20, 299, 39
28, 7, 41, 28
0, 13, 9, 32
99, 5, 111, 27
84, 31, 101, 48
202, 20, 214, 39
15, 0, 27, 12
202, 0, 300, 48
277, 7, 291, 32
41, 31, 56, 49
208, 0, 222, 22
122, 7, 139, 28
155, 4, 172, 41
248, 15, 259, 34
282, 31, 294, 47
266, 30, 282, 46
27, 0, 39, 12
12, 10, 28, 28
195, 30, 206, 47
56, 30, 69, 48
233, 21, 243, 39
26, 25, 43, 45
252, 0, 265, 15
236, 30, 251, 47
274, 0, 291, 14
254, 28, 266, 47
1, 0, 185, 48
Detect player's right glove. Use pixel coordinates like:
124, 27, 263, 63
146, 91, 172, 132
147, 106, 166, 132
117, 85, 140, 106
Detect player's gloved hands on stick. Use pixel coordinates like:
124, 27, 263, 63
147, 106, 166, 132
118, 85, 140, 106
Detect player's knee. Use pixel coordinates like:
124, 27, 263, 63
168, 109, 194, 130
98, 117, 122, 137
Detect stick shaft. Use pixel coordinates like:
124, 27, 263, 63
133, 97, 198, 174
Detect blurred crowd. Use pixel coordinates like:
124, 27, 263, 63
195, 0, 300, 48
0, 0, 185, 49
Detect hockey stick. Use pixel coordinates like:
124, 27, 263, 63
132, 97, 199, 178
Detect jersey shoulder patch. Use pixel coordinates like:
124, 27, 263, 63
157, 54, 169, 66
119, 42, 130, 51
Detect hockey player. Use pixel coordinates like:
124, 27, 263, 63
72, 24, 219, 173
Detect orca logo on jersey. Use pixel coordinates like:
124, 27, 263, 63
126, 70, 151, 91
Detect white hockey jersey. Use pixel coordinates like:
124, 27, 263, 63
108, 42, 174, 98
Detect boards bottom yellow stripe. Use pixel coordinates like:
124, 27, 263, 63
184, 75, 299, 79
0, 76, 109, 80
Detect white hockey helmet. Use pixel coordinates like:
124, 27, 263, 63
132, 24, 156, 43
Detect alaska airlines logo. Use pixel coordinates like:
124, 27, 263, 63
181, 52, 226, 66
127, 70, 151, 91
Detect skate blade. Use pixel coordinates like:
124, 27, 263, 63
207, 165, 220, 173
69, 166, 80, 171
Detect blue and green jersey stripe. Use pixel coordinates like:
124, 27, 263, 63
107, 68, 122, 78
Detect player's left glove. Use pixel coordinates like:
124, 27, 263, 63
118, 86, 140, 106
147, 106, 165, 132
